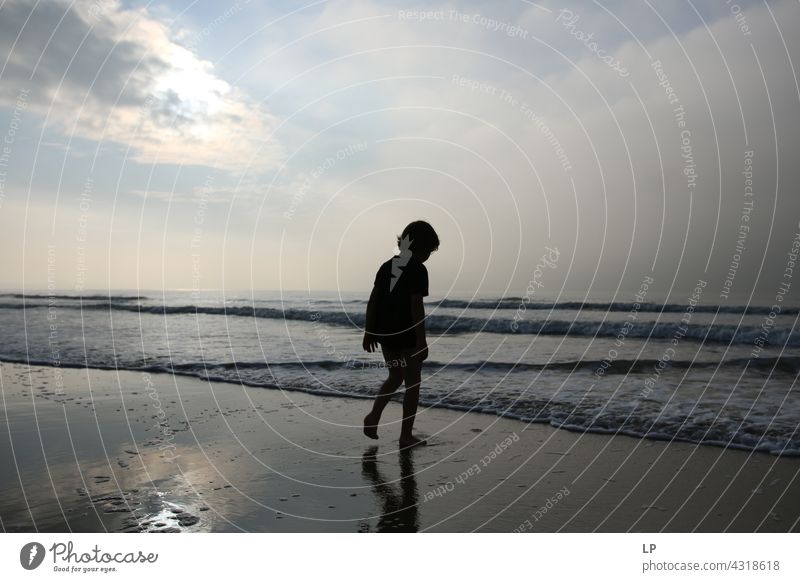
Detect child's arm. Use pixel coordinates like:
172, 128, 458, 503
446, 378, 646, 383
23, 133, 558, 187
362, 285, 380, 353
410, 293, 428, 361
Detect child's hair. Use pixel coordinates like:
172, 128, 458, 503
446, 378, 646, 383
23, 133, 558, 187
397, 220, 440, 253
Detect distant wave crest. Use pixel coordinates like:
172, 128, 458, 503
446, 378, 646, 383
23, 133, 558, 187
1, 300, 797, 346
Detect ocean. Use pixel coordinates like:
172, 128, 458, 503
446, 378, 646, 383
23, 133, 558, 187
1, 290, 798, 456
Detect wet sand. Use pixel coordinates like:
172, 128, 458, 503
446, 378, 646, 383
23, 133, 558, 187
0, 362, 798, 532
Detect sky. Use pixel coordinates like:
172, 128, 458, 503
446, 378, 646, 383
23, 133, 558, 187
0, 0, 798, 303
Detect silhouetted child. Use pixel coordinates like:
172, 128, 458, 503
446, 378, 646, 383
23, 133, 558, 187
362, 220, 440, 449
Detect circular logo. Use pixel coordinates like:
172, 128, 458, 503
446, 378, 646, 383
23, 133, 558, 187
20, 542, 46, 570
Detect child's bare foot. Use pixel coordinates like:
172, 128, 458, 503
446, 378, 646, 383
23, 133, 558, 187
399, 435, 427, 449
363, 414, 379, 439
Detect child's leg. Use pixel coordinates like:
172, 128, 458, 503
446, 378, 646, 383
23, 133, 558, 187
364, 353, 405, 439
399, 355, 425, 447
368, 368, 404, 420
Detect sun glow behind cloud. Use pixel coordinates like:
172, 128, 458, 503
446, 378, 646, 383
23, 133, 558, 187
0, 0, 798, 298
0, 0, 282, 172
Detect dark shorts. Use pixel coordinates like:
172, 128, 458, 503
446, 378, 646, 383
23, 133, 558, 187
381, 345, 422, 371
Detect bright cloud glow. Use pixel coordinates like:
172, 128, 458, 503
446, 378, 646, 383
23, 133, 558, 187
0, 0, 283, 172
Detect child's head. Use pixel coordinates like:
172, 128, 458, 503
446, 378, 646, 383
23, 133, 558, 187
397, 220, 439, 262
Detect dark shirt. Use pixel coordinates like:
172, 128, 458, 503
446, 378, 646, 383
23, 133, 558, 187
372, 255, 429, 348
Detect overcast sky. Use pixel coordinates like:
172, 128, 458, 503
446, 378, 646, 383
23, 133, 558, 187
1, 0, 798, 303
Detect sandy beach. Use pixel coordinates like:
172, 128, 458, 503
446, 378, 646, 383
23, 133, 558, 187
0, 361, 797, 533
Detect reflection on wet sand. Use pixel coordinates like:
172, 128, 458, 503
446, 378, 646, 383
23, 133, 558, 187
0, 442, 213, 532
361, 446, 419, 532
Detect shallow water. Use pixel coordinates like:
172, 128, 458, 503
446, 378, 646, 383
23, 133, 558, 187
0, 290, 797, 455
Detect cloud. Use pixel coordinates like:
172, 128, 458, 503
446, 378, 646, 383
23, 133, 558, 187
242, 0, 800, 295
2, 0, 797, 295
0, 0, 282, 172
